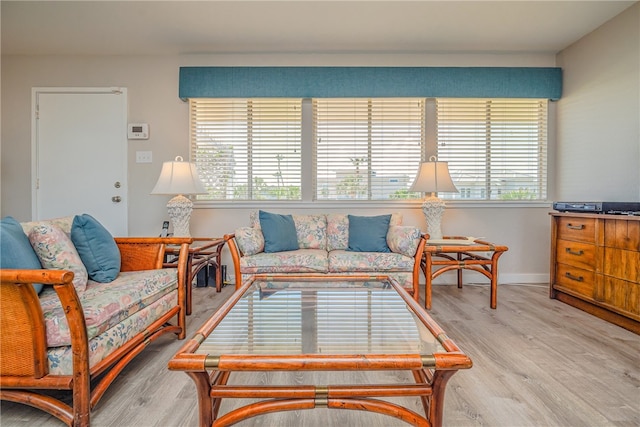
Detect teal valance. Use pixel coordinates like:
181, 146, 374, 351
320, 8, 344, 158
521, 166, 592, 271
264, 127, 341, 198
179, 66, 562, 100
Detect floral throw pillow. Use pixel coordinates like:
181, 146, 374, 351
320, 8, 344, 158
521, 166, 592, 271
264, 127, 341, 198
234, 227, 265, 256
21, 215, 75, 236
387, 226, 421, 257
29, 223, 88, 293
292, 214, 327, 249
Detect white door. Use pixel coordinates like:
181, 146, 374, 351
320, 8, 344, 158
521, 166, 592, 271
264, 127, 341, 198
32, 88, 128, 236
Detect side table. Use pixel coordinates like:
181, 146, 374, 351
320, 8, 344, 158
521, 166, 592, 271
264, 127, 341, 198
421, 237, 508, 310
165, 237, 226, 315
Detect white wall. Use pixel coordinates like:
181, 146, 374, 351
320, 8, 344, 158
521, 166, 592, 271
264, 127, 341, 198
555, 3, 640, 201
0, 50, 566, 286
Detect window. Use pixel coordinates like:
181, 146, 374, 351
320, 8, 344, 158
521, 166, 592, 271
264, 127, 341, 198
436, 99, 548, 201
190, 97, 548, 203
190, 98, 302, 201
313, 98, 424, 200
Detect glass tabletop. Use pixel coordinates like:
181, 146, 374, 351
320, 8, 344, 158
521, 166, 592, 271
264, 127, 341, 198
196, 277, 444, 357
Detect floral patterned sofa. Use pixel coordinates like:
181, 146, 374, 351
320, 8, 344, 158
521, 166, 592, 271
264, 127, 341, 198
0, 214, 191, 426
225, 211, 426, 300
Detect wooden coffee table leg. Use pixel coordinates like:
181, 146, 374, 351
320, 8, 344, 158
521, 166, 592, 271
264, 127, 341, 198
428, 370, 457, 427
187, 371, 213, 427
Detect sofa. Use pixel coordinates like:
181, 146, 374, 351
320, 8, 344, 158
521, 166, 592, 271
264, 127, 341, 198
0, 214, 191, 427
225, 211, 426, 299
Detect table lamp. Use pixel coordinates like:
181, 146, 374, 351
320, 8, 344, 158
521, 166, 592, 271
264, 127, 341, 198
409, 156, 458, 240
151, 156, 207, 237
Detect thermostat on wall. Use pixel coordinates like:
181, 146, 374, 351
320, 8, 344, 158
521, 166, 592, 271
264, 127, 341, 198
128, 123, 149, 140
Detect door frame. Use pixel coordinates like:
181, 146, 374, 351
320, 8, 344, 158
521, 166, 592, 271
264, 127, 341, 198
31, 87, 128, 232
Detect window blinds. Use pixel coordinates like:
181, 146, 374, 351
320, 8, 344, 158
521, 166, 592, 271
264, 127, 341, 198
436, 98, 548, 200
190, 98, 302, 200
313, 98, 424, 201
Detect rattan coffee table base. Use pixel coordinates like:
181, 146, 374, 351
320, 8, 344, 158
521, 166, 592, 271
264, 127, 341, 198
169, 274, 472, 427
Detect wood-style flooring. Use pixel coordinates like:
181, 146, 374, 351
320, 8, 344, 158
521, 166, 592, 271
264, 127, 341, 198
1, 282, 639, 426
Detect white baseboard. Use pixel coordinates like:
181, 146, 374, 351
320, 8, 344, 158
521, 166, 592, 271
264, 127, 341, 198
428, 273, 548, 285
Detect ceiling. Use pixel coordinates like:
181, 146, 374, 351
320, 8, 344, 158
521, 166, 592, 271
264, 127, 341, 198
2, 1, 637, 56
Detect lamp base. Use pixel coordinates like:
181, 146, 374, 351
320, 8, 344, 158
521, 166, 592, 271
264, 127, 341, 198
167, 194, 193, 237
421, 194, 446, 240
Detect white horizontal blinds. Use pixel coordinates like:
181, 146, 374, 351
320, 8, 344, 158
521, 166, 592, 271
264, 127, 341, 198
436, 99, 548, 201
190, 98, 302, 201
313, 98, 424, 200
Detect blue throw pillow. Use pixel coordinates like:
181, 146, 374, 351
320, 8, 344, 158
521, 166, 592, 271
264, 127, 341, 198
258, 210, 299, 253
71, 214, 121, 283
347, 214, 392, 253
0, 216, 44, 293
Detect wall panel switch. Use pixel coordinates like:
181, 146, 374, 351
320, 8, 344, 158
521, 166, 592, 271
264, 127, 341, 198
136, 151, 152, 163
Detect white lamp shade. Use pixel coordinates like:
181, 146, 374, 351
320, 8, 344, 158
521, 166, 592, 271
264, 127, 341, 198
409, 160, 458, 194
151, 156, 207, 196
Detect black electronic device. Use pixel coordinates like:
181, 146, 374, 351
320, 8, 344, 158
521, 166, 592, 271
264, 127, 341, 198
553, 201, 640, 215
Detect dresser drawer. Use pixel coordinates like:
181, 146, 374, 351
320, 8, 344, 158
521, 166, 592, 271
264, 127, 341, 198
603, 247, 640, 283
597, 276, 640, 318
555, 263, 595, 298
604, 219, 640, 251
556, 239, 596, 271
556, 217, 596, 243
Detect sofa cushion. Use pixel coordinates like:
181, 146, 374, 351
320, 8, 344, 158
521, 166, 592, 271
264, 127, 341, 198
71, 214, 121, 283
235, 226, 265, 256
387, 225, 422, 257
347, 214, 392, 253
46, 290, 177, 375
293, 214, 327, 250
0, 216, 44, 294
328, 250, 416, 273
240, 249, 328, 274
39, 269, 178, 347
29, 223, 88, 293
259, 210, 299, 253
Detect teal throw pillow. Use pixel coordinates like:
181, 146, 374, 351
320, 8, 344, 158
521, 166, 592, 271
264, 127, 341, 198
347, 214, 392, 253
258, 210, 299, 253
0, 216, 44, 293
71, 214, 121, 282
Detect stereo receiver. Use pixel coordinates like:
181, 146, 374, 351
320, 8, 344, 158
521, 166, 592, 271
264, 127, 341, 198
553, 201, 640, 215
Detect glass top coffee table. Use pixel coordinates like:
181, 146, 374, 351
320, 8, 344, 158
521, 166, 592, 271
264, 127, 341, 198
169, 274, 472, 427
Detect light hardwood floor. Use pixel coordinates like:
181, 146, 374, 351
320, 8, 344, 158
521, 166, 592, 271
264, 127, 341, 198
1, 283, 639, 426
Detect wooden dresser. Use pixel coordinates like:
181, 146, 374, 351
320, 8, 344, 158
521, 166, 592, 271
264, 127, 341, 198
550, 212, 639, 334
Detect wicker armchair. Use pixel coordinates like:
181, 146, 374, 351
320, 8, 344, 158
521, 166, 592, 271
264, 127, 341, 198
0, 237, 191, 427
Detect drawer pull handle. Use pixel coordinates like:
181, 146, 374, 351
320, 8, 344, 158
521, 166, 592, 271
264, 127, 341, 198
566, 223, 585, 230
565, 248, 584, 256
565, 272, 584, 282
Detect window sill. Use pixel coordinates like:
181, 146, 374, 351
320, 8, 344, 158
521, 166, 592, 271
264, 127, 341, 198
194, 200, 553, 210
